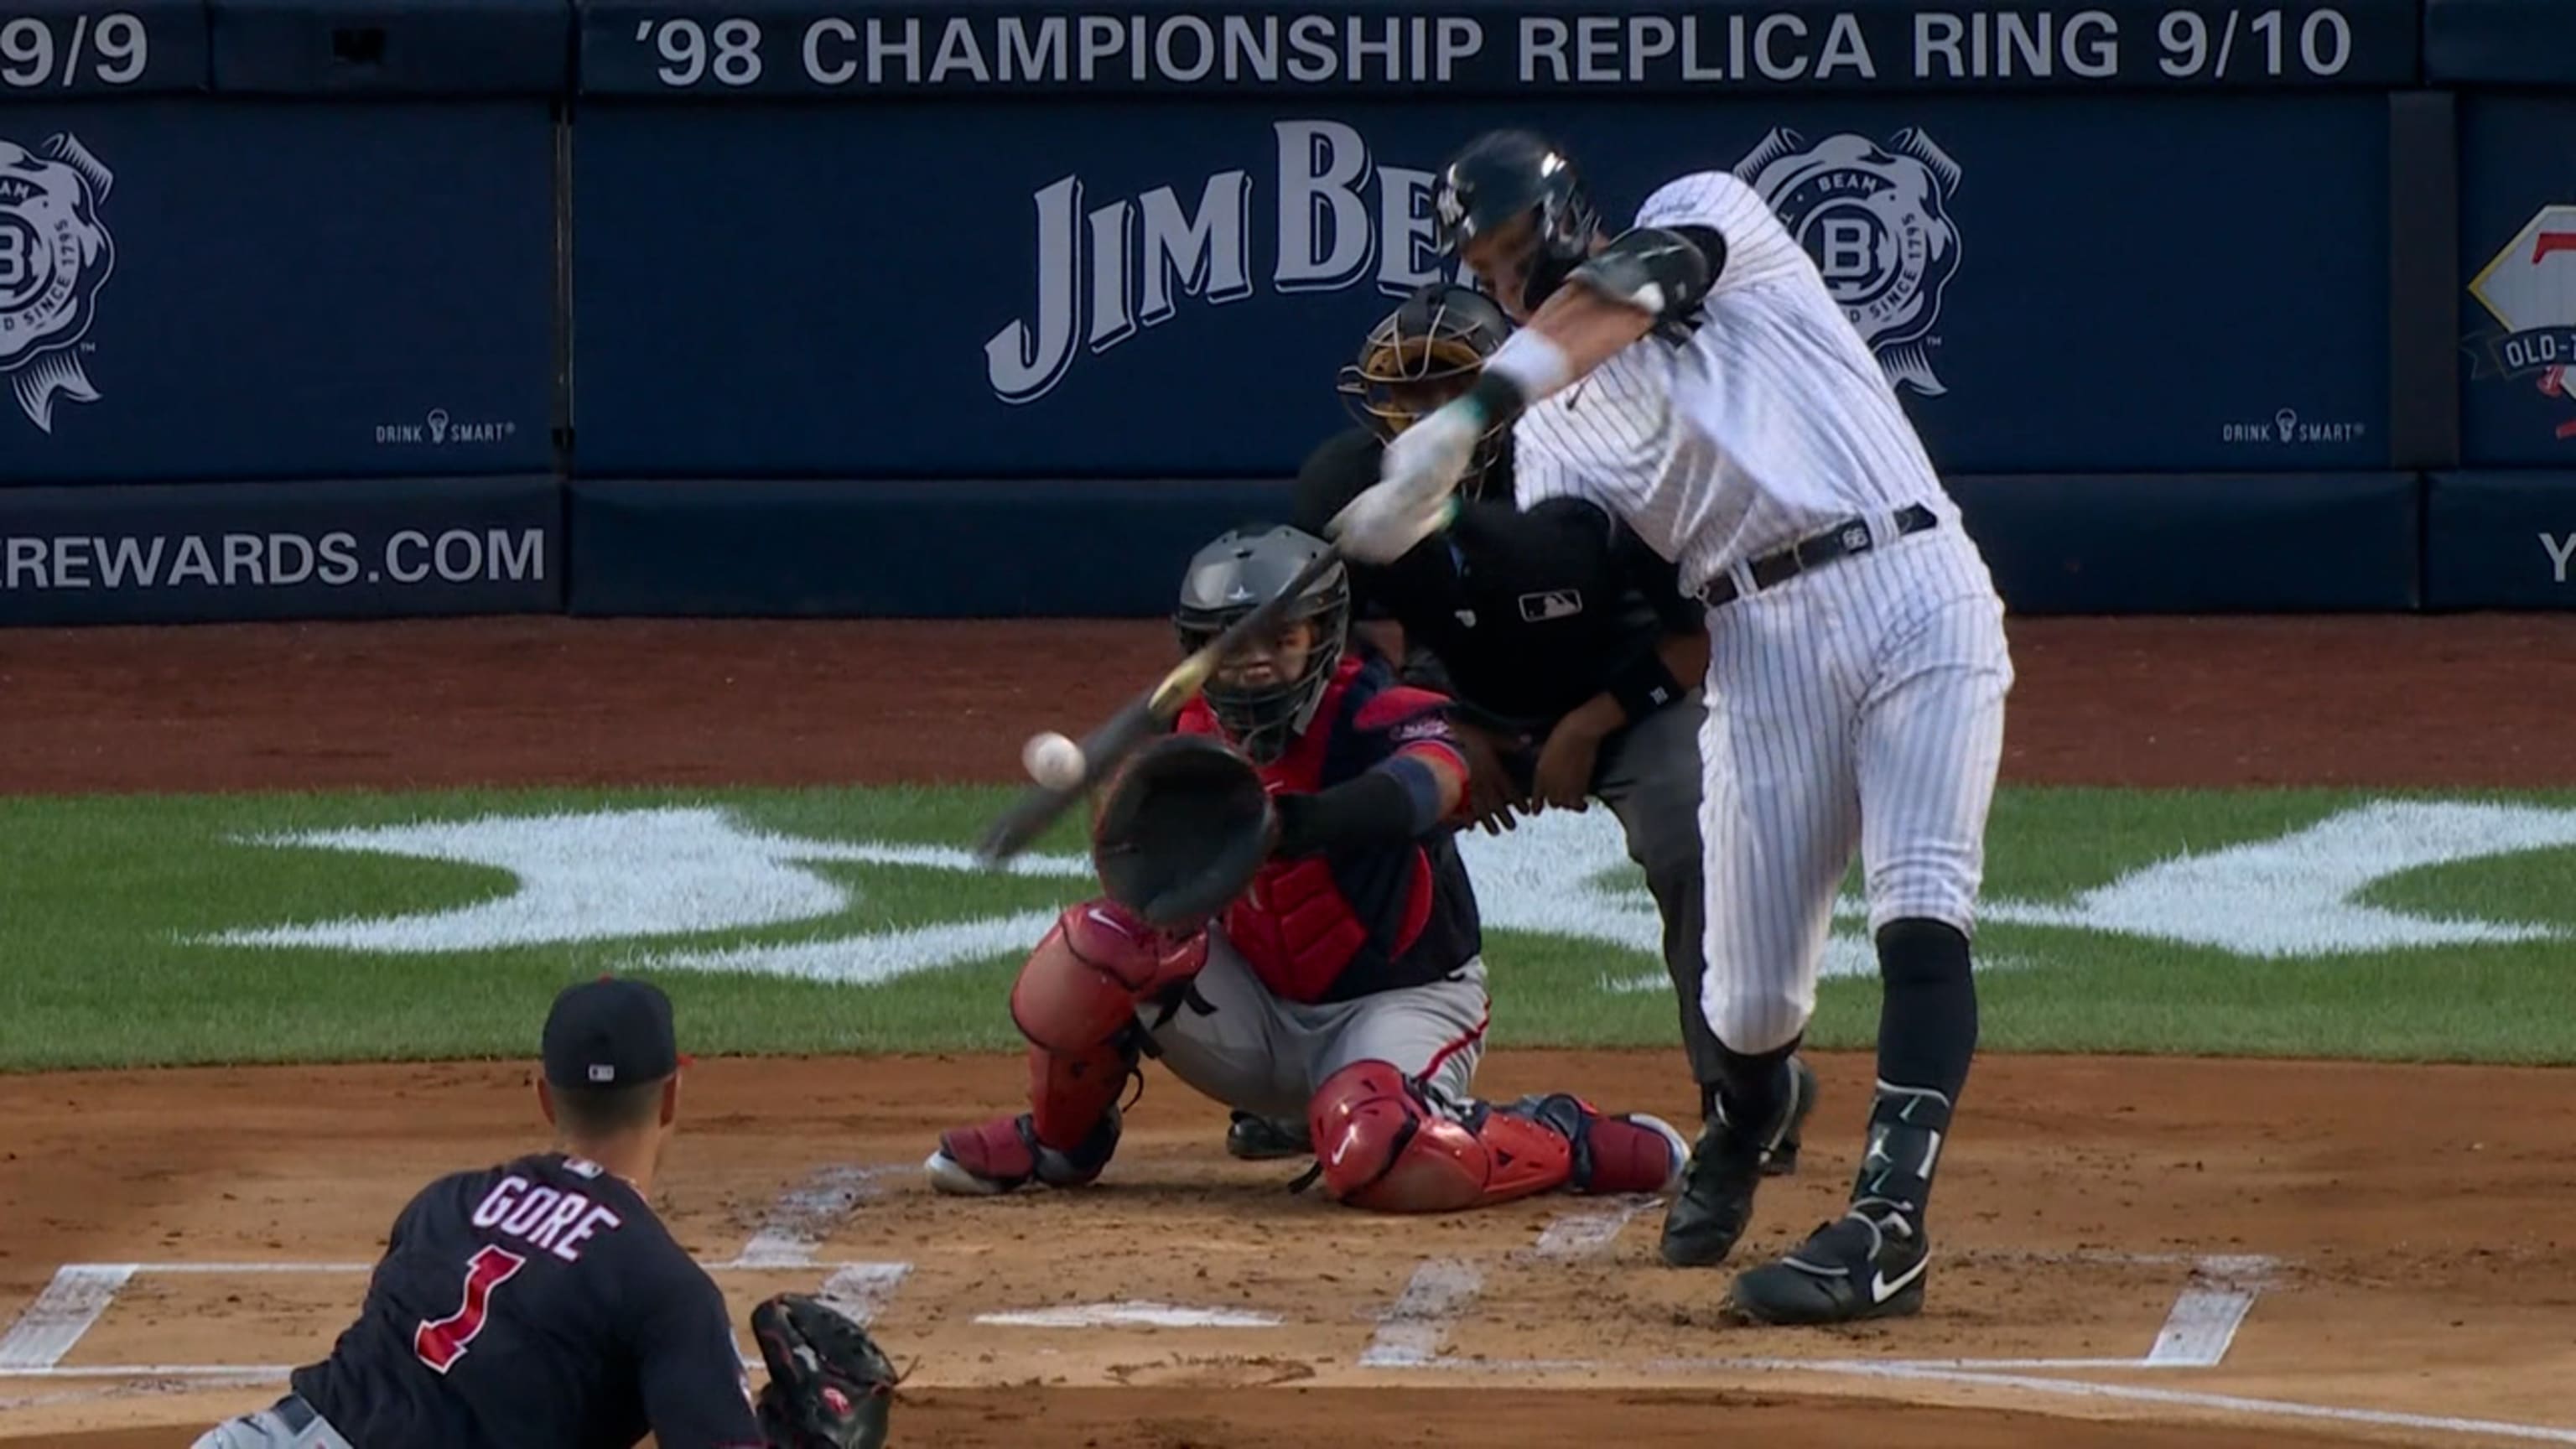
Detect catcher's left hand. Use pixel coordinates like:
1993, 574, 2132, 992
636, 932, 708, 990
751, 1293, 899, 1449
1090, 733, 1275, 929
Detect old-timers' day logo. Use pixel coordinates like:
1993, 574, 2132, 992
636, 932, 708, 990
2468, 205, 2576, 440
1735, 127, 1961, 397
0, 133, 114, 434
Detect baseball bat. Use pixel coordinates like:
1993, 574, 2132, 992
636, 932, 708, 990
973, 543, 1346, 865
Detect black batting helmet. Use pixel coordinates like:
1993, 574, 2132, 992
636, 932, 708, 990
1337, 283, 1516, 491
1432, 130, 1602, 314
1173, 523, 1351, 764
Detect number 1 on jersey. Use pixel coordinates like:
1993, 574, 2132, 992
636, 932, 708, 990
414, 1244, 527, 1374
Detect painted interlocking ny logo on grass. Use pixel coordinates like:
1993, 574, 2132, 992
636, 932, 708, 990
200, 800, 2576, 986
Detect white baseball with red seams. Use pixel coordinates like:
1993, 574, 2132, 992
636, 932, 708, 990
1021, 731, 1088, 791
1509, 169, 2015, 1056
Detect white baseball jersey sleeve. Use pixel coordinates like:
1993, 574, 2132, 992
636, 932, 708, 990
1512, 169, 1962, 601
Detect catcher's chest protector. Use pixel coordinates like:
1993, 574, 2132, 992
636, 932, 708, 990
1181, 670, 1380, 1002
1226, 855, 1376, 1003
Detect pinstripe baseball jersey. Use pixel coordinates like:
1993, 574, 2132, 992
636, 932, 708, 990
1511, 170, 1961, 600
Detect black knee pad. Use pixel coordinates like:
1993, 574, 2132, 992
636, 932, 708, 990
1876, 917, 1970, 986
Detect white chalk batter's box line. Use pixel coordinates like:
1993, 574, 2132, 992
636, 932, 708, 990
1349, 1233, 2576, 1446
5, 1235, 2568, 1445
0, 1259, 913, 1381
1355, 1250, 2277, 1373
0, 1244, 2275, 1378
0, 1241, 2254, 1379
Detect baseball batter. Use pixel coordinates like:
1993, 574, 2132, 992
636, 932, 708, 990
1285, 280, 1817, 1164
1330, 132, 2013, 1325
927, 522, 1690, 1213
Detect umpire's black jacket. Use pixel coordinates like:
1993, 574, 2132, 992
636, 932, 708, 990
1290, 425, 1703, 740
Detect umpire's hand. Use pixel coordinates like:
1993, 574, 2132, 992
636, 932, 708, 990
1453, 721, 1532, 834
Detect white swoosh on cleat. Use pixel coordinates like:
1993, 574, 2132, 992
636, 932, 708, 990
1871, 1254, 1930, 1304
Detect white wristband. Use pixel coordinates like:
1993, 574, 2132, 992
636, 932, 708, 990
1483, 328, 1572, 406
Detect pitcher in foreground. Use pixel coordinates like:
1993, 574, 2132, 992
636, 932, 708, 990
927, 522, 1689, 1213
195, 977, 897, 1449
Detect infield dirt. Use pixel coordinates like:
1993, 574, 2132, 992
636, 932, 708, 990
3, 615, 2572, 1446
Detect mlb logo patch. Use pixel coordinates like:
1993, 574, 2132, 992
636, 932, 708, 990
588, 1064, 616, 1083
1519, 589, 1583, 622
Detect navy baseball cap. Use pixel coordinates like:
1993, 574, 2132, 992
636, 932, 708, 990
542, 976, 686, 1089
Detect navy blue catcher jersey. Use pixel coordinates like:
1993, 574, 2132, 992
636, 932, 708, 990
291, 1152, 765, 1449
1178, 653, 1482, 1005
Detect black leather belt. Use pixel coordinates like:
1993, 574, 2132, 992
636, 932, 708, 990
1696, 504, 1939, 607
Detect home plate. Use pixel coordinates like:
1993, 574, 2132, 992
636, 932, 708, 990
973, 1301, 1283, 1329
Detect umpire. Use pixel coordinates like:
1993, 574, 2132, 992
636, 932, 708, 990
1284, 282, 1812, 1153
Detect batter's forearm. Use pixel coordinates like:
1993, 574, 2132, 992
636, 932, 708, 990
1529, 287, 1664, 377
1471, 293, 1653, 423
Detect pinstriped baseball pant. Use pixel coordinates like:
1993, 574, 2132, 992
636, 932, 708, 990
1695, 524, 2012, 1055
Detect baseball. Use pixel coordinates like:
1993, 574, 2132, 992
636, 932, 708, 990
1022, 730, 1088, 790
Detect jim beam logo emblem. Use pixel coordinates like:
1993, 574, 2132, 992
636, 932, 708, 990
986, 122, 1478, 406
2469, 205, 2576, 440
0, 133, 114, 434
1736, 127, 1961, 397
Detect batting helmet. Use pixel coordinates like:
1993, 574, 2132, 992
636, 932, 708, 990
1432, 130, 1603, 315
1173, 523, 1351, 765
1337, 283, 1516, 493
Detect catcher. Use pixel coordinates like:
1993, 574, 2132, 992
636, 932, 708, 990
926, 522, 1690, 1213
193, 978, 900, 1449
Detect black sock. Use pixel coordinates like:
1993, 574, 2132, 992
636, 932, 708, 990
1859, 918, 1979, 1230
1874, 917, 1977, 1102
1708, 1036, 1803, 1149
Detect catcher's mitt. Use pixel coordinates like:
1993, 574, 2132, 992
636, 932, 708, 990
750, 1293, 899, 1449
1091, 732, 1275, 930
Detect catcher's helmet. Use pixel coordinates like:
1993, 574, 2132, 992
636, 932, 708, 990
1337, 283, 1515, 493
1432, 130, 1602, 314
1173, 523, 1350, 765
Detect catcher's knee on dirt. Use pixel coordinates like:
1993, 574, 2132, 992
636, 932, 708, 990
1305, 1061, 1574, 1213
1009, 899, 1208, 1150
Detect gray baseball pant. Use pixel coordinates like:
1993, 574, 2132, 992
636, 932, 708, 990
194, 1394, 355, 1449
1590, 690, 1727, 1111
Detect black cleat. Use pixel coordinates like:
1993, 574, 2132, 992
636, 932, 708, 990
1224, 1111, 1312, 1161
1661, 1056, 1818, 1268
1724, 1204, 1929, 1326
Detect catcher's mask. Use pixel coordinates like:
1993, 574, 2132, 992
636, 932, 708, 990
1173, 522, 1350, 766
1092, 734, 1275, 929
1433, 129, 1603, 317
1336, 283, 1515, 494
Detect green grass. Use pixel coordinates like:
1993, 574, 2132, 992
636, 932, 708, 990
3, 784, 2574, 1072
